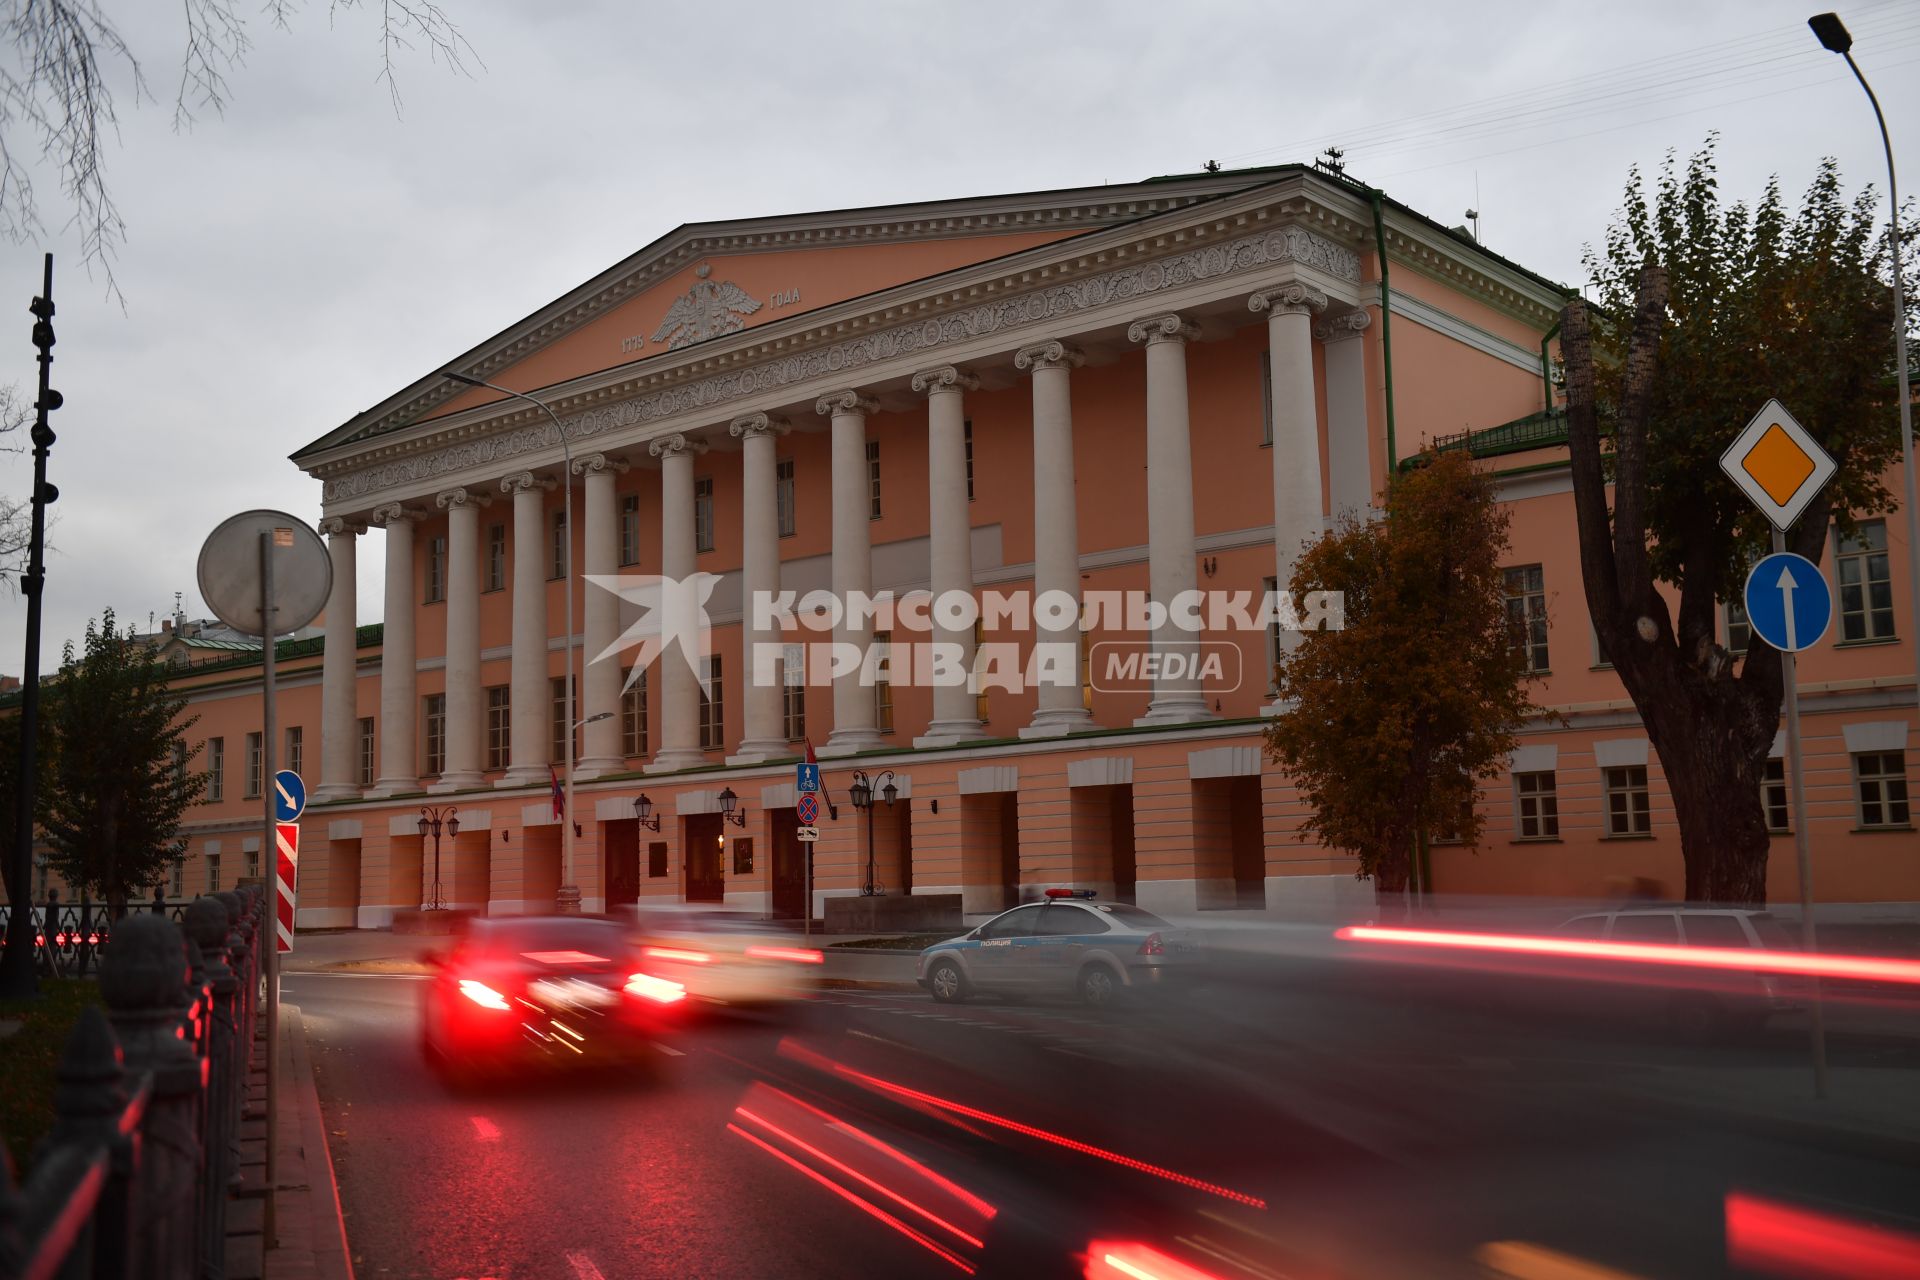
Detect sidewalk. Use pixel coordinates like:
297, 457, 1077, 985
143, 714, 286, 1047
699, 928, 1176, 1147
262, 1003, 356, 1280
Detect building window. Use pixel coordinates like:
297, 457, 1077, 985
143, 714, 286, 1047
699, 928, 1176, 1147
1853, 751, 1911, 829
485, 687, 510, 771
1763, 758, 1790, 834
1515, 771, 1559, 840
621, 669, 647, 758
1504, 565, 1549, 673
551, 675, 577, 764
732, 837, 753, 876
647, 842, 668, 878
963, 419, 975, 501
619, 494, 640, 566
358, 717, 375, 786
206, 737, 225, 802
423, 693, 446, 777
426, 535, 447, 603
1591, 624, 1613, 670
776, 459, 796, 538
1263, 575, 1284, 684
867, 440, 882, 519
1725, 599, 1752, 656
1259, 349, 1273, 446
486, 522, 506, 592
694, 476, 715, 553
1604, 765, 1652, 838
973, 619, 989, 722
874, 631, 894, 732
783, 645, 806, 741
245, 732, 263, 798
207, 855, 222, 893
1836, 521, 1895, 642
169, 858, 184, 899
699, 655, 724, 750
285, 725, 303, 780
246, 848, 260, 881
551, 509, 569, 580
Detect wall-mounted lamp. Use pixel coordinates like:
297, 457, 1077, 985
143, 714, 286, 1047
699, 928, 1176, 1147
633, 793, 661, 832
717, 785, 746, 829
1201, 556, 1217, 578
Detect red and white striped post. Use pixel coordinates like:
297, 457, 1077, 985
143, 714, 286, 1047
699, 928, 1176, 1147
275, 821, 299, 952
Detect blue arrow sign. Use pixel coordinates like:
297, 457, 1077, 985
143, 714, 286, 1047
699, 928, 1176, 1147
273, 770, 307, 823
796, 762, 820, 795
1744, 553, 1833, 654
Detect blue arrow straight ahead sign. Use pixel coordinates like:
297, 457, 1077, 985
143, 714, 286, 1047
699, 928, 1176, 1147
796, 763, 820, 795
273, 770, 307, 824
1744, 553, 1833, 654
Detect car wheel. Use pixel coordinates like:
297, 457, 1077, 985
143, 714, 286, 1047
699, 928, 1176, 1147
1077, 964, 1122, 1009
928, 959, 968, 1004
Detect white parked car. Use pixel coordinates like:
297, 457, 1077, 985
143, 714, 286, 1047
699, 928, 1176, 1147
628, 905, 823, 1010
1555, 906, 1804, 1040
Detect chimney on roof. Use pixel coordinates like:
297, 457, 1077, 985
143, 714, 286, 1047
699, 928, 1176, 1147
160, 619, 173, 636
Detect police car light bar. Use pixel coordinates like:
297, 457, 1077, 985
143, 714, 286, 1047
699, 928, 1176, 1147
1044, 888, 1097, 899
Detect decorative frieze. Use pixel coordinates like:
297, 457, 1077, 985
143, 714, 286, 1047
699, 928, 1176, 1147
321, 225, 1360, 507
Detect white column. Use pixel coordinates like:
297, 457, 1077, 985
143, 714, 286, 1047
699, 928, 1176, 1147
499, 471, 554, 787
1319, 309, 1375, 520
574, 453, 629, 778
647, 433, 710, 772
315, 518, 362, 801
1016, 341, 1096, 738
912, 364, 982, 748
1252, 285, 1330, 679
432, 489, 487, 791
728, 413, 791, 764
371, 503, 420, 794
1127, 313, 1215, 726
815, 390, 884, 758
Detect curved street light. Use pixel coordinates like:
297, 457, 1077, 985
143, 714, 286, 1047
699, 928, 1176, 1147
418, 804, 459, 911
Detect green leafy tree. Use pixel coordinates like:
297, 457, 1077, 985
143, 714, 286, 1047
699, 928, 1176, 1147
1263, 451, 1539, 896
36, 610, 206, 908
1563, 139, 1910, 903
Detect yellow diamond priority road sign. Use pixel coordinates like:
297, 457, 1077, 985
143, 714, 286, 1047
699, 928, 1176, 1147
1719, 399, 1837, 532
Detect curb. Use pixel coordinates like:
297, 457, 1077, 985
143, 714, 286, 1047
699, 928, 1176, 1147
267, 1004, 356, 1280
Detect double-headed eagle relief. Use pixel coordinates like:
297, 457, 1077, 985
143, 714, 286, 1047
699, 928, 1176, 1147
651, 264, 763, 350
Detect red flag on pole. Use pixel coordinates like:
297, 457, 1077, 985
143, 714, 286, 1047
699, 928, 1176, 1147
549, 764, 565, 820
804, 737, 818, 767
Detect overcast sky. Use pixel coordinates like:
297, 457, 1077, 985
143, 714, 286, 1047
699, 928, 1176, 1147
1, 0, 1914, 667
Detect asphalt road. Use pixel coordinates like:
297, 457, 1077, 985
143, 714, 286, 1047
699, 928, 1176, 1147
288, 946, 1920, 1280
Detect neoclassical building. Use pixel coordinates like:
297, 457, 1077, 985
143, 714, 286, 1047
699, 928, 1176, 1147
151, 163, 1914, 926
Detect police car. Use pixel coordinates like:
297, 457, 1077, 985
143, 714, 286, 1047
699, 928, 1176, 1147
916, 890, 1206, 1008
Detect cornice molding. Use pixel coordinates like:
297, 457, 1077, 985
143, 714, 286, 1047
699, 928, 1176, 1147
319, 221, 1357, 508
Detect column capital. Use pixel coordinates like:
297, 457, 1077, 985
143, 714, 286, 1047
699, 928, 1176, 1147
319, 516, 366, 537
500, 471, 556, 495
815, 389, 879, 418
571, 452, 631, 477
1314, 309, 1373, 342
910, 364, 980, 396
1249, 284, 1330, 318
435, 486, 493, 510
369, 503, 423, 527
1126, 313, 1201, 346
649, 432, 709, 461
1014, 340, 1084, 373
729, 412, 792, 440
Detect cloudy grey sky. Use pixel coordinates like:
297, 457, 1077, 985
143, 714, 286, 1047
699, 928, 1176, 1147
1, 0, 1914, 666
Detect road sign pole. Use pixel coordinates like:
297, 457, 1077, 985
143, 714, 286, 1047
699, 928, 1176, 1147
259, 529, 281, 1243
1772, 527, 1829, 1100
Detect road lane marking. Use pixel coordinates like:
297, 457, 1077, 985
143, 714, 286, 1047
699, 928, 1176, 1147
283, 971, 430, 981
470, 1116, 501, 1141
564, 1252, 608, 1280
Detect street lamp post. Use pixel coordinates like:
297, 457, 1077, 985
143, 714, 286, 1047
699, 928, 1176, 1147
847, 769, 898, 897
417, 805, 459, 910
439, 370, 583, 913
1810, 13, 1919, 709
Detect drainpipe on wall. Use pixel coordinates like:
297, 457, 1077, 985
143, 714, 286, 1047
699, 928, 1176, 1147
1539, 319, 1562, 414
1368, 188, 1399, 478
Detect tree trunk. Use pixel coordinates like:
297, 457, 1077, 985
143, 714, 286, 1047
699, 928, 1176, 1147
1636, 687, 1775, 903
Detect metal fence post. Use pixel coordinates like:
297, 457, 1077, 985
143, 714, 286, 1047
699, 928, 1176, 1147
186, 895, 236, 1280
103, 913, 205, 1279
78, 891, 93, 979
36, 1006, 140, 1279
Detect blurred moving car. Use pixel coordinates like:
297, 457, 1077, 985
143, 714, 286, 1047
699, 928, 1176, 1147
419, 915, 682, 1079
628, 904, 824, 1010
1556, 906, 1804, 1038
917, 890, 1204, 1008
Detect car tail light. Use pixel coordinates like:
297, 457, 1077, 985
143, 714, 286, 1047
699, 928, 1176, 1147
458, 979, 512, 1010
746, 946, 825, 964
644, 946, 712, 964
625, 972, 687, 1004
1137, 933, 1164, 957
